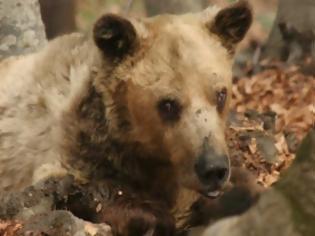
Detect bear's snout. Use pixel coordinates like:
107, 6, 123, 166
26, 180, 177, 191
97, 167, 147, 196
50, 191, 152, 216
194, 139, 230, 198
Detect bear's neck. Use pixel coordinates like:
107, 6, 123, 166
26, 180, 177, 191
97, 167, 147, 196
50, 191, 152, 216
107, 141, 179, 205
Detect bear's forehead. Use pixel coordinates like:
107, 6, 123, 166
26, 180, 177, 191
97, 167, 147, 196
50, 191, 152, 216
129, 15, 232, 88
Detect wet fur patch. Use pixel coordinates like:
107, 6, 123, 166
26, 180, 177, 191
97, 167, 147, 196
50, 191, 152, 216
62, 83, 109, 176
112, 81, 132, 132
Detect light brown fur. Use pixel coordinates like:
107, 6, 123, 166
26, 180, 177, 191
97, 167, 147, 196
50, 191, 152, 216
0, 6, 232, 189
0, 2, 252, 234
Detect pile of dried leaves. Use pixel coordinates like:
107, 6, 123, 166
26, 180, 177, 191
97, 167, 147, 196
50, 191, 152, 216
0, 221, 21, 236
228, 62, 315, 186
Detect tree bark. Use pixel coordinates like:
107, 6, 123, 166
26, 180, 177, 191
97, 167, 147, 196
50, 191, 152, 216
39, 0, 76, 39
261, 0, 315, 62
0, 0, 47, 60
144, 0, 209, 16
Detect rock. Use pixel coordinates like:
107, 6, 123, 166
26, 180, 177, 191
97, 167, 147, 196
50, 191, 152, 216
284, 131, 300, 153
244, 110, 276, 132
238, 130, 278, 164
260, 111, 276, 132
254, 132, 278, 164
19, 210, 112, 236
0, 175, 74, 221
0, 0, 47, 59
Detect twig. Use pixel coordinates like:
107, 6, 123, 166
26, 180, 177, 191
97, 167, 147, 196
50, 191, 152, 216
124, 0, 134, 15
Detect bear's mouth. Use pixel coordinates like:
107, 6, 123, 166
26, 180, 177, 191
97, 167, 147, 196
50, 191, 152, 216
198, 188, 222, 199
206, 190, 221, 199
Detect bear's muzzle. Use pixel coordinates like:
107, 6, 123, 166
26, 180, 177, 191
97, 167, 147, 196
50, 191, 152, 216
194, 138, 230, 198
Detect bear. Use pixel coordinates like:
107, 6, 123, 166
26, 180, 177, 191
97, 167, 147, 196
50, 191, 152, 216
0, 1, 252, 235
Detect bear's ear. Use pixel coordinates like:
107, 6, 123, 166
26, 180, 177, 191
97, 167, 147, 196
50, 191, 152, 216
209, 1, 252, 52
93, 14, 138, 59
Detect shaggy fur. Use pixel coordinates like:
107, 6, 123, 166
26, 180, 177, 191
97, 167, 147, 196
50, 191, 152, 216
0, 2, 252, 235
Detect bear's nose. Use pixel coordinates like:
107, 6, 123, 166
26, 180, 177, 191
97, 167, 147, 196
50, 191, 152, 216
194, 137, 230, 195
194, 151, 229, 190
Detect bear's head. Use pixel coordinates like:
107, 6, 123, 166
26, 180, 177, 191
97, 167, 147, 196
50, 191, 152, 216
92, 1, 252, 199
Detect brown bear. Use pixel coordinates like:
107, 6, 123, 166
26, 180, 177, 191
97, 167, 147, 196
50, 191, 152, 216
0, 1, 252, 235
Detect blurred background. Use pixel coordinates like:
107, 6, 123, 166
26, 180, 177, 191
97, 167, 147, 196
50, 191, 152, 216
39, 0, 276, 51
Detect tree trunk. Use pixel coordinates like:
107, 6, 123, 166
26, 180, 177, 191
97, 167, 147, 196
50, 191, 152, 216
0, 0, 47, 60
144, 0, 209, 16
39, 0, 76, 39
261, 0, 315, 62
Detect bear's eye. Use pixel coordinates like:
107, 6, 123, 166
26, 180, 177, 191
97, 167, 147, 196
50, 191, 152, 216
157, 98, 182, 123
216, 88, 227, 113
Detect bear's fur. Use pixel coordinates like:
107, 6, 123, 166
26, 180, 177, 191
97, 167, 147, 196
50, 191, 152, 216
0, 1, 252, 235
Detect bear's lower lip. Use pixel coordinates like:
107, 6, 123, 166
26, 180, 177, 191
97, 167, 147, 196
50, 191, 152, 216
206, 190, 221, 199
197, 188, 222, 199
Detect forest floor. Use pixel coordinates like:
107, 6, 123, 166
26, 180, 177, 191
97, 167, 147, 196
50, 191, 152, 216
229, 60, 315, 187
